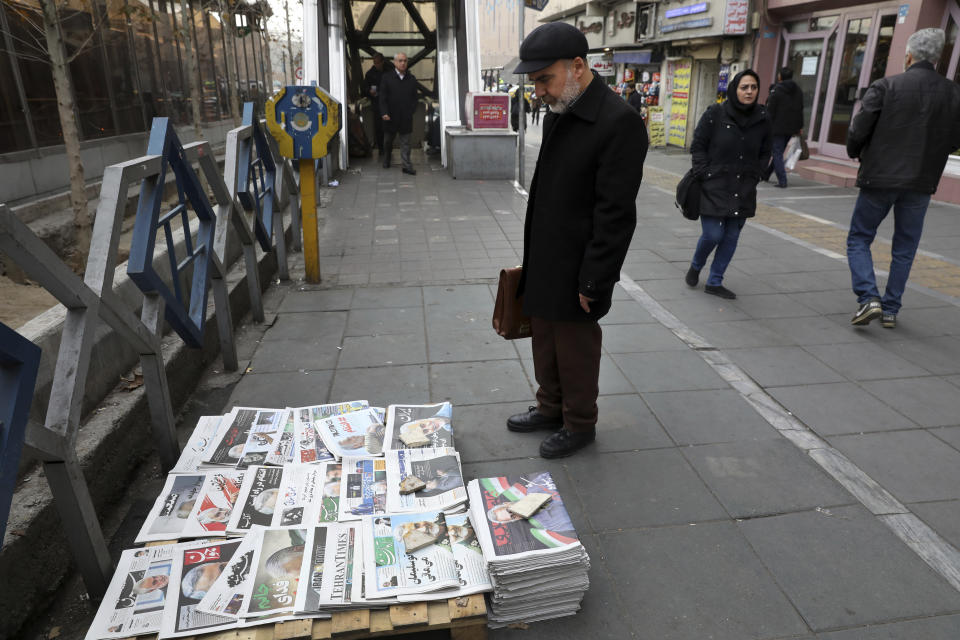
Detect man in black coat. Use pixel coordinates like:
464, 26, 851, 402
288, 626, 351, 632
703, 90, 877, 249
763, 67, 804, 188
379, 52, 418, 175
505, 22, 648, 458
363, 53, 385, 155
845, 28, 960, 328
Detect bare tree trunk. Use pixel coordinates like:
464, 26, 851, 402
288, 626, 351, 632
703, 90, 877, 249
284, 0, 294, 84
261, 25, 273, 93
179, 0, 204, 140
40, 0, 90, 271
222, 4, 241, 126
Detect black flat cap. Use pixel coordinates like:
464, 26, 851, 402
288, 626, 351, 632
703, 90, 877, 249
513, 22, 588, 74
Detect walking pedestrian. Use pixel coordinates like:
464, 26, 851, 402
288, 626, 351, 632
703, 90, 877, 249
505, 22, 648, 458
684, 69, 772, 299
363, 52, 385, 155
763, 67, 804, 188
379, 52, 418, 175
531, 95, 542, 124
846, 28, 960, 328
511, 87, 531, 132
627, 83, 645, 113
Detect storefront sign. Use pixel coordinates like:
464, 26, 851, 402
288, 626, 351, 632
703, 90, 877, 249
898, 4, 908, 23
722, 0, 749, 35
668, 59, 692, 147
588, 54, 616, 76
661, 18, 713, 33
801, 56, 818, 76
664, 2, 708, 19
466, 94, 510, 130
717, 64, 730, 95
648, 107, 666, 147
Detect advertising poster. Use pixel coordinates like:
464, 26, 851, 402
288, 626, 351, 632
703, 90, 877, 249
668, 59, 693, 147
648, 107, 666, 147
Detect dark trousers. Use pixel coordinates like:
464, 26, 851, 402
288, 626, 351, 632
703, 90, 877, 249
371, 104, 383, 153
531, 316, 602, 434
383, 130, 412, 170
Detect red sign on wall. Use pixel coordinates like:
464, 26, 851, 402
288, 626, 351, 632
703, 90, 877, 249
723, 0, 749, 35
467, 94, 510, 130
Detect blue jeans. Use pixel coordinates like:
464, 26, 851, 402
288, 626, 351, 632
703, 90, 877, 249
767, 135, 789, 186
846, 188, 930, 315
691, 216, 746, 287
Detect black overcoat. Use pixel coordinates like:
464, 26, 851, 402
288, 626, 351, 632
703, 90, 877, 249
518, 74, 648, 322
691, 102, 772, 220
379, 70, 418, 134
765, 79, 804, 136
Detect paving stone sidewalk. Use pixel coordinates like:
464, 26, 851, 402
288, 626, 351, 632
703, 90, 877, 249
208, 144, 960, 640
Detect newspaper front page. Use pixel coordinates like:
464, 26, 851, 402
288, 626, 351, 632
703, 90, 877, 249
263, 409, 296, 466
85, 543, 181, 639
236, 408, 284, 468
272, 464, 325, 528
292, 401, 369, 464
136, 474, 206, 543
384, 403, 453, 450
338, 457, 388, 521
226, 466, 284, 535
294, 523, 364, 612
201, 407, 260, 467
170, 416, 223, 475
315, 408, 386, 460
195, 530, 261, 618
239, 527, 308, 619
179, 469, 244, 538
468, 471, 581, 559
384, 448, 466, 513
361, 511, 460, 599
158, 539, 242, 638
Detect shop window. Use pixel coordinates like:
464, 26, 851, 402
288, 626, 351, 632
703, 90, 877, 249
636, 5, 655, 40
0, 5, 34, 152
938, 18, 958, 76
62, 0, 115, 140
868, 14, 896, 85
811, 33, 835, 142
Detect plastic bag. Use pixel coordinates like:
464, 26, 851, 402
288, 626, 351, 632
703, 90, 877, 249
784, 135, 803, 171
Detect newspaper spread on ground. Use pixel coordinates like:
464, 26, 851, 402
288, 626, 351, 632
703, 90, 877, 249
178, 469, 244, 538
396, 513, 492, 602
361, 511, 460, 599
314, 462, 342, 524
384, 402, 453, 450
195, 529, 262, 618
384, 448, 467, 513
294, 522, 365, 612
234, 408, 284, 468
239, 527, 308, 618
338, 457, 388, 521
85, 543, 182, 639
264, 409, 296, 466
136, 474, 206, 543
272, 464, 325, 528
315, 407, 385, 460
170, 416, 223, 475
200, 407, 260, 467
158, 538, 243, 638
226, 466, 284, 535
292, 401, 369, 464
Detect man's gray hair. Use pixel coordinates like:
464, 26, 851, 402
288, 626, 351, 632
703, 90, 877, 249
906, 28, 945, 64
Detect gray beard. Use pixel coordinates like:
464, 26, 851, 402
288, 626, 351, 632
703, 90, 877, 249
546, 72, 583, 114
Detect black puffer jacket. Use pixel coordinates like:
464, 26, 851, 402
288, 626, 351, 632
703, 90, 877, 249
765, 79, 804, 136
691, 102, 772, 220
847, 60, 960, 194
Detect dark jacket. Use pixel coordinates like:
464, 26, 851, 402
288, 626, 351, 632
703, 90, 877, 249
518, 73, 648, 321
691, 102, 772, 220
510, 91, 530, 131
847, 60, 960, 194
364, 65, 383, 112
765, 79, 804, 136
379, 69, 418, 134
627, 91, 645, 113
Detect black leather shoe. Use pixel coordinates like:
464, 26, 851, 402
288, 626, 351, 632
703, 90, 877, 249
704, 284, 736, 299
685, 266, 700, 287
539, 428, 596, 459
507, 406, 562, 433
402, 167, 417, 175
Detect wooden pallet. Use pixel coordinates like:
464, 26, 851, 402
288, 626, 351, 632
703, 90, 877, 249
127, 594, 487, 640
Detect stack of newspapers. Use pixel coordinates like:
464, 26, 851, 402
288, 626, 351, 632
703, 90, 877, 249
467, 471, 590, 626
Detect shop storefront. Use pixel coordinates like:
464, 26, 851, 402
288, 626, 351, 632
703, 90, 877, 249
753, 0, 960, 160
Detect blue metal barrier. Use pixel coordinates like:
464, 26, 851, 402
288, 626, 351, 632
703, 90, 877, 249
0, 322, 40, 540
128, 118, 217, 348
237, 102, 278, 252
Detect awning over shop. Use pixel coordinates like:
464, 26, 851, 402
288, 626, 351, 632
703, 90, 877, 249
613, 50, 653, 64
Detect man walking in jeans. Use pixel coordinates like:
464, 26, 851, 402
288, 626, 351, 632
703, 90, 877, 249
846, 28, 960, 328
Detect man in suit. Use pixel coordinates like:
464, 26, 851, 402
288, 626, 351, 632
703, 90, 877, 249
505, 23, 648, 458
379, 52, 418, 175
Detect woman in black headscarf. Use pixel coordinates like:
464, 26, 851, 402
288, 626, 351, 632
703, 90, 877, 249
684, 69, 772, 299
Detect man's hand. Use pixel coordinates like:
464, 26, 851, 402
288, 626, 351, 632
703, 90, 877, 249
578, 293, 594, 313
382, 114, 390, 121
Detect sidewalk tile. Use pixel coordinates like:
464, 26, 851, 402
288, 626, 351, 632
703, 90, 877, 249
430, 360, 532, 405
643, 389, 777, 444
732, 293, 820, 319
565, 450, 727, 530
249, 338, 340, 373
681, 439, 854, 518
613, 351, 729, 392
594, 393, 673, 451
909, 501, 960, 551
350, 286, 423, 308
598, 523, 809, 640
337, 333, 426, 368
261, 311, 347, 342
330, 364, 429, 406
882, 336, 960, 376
427, 329, 519, 362
601, 323, 687, 353
768, 382, 915, 436
599, 300, 658, 325
727, 346, 846, 387
227, 370, 333, 408
277, 288, 353, 313
424, 307, 490, 332
817, 615, 960, 640
828, 430, 960, 503
345, 307, 424, 336
451, 401, 547, 462
520, 354, 636, 396
739, 505, 960, 631
804, 342, 930, 381
760, 315, 869, 345
860, 377, 960, 427
692, 319, 796, 348
659, 297, 751, 323
930, 426, 960, 451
